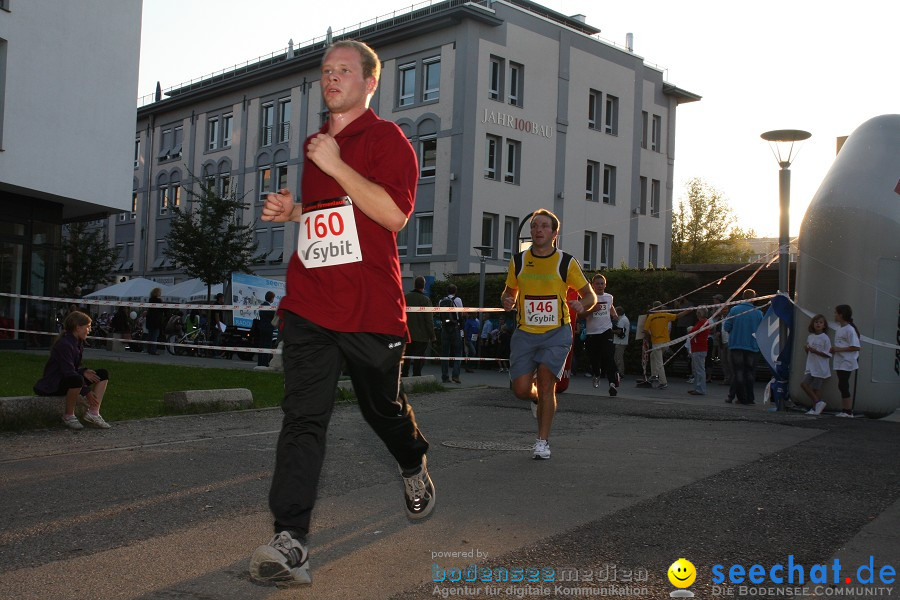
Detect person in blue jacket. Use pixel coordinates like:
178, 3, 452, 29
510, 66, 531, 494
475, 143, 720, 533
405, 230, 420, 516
723, 289, 763, 405
34, 310, 111, 429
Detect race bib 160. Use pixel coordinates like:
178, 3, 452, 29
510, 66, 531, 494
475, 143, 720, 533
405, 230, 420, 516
297, 197, 363, 269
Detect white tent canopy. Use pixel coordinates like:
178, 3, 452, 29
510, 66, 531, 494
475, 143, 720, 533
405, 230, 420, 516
84, 277, 167, 302
161, 278, 224, 303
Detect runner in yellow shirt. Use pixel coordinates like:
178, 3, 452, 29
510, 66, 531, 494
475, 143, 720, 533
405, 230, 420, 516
501, 209, 596, 460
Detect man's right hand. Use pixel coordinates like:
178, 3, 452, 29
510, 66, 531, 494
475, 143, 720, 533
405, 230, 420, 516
261, 188, 296, 222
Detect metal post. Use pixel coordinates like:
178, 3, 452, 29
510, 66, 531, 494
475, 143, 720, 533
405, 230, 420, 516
478, 255, 486, 325
778, 164, 791, 298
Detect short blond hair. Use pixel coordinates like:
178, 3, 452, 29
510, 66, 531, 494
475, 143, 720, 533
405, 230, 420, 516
325, 40, 381, 81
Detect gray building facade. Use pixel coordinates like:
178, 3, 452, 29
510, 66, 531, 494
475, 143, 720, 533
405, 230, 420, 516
115, 0, 698, 290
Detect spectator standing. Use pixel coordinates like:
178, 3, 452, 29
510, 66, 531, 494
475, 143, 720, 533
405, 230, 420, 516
257, 291, 277, 367
145, 287, 164, 355
402, 276, 435, 377
723, 289, 764, 404
686, 307, 710, 395
643, 302, 677, 390
463, 314, 480, 373
438, 284, 464, 383
612, 306, 630, 380
831, 304, 861, 417
801, 313, 831, 415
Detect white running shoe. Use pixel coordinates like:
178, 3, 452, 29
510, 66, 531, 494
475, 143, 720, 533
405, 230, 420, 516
249, 531, 311, 586
813, 401, 826, 415
532, 438, 551, 460
401, 456, 435, 520
82, 412, 111, 429
61, 415, 83, 430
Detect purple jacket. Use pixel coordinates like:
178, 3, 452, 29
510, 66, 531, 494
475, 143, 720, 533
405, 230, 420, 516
34, 333, 85, 395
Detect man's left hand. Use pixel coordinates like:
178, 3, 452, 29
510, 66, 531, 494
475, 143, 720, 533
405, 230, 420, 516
307, 133, 343, 177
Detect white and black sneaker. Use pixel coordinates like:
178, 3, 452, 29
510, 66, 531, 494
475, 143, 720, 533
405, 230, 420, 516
401, 456, 435, 520
249, 531, 311, 586
533, 438, 551, 460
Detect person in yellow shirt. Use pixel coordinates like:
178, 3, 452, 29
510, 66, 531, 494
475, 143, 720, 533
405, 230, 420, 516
643, 301, 693, 389
501, 209, 596, 460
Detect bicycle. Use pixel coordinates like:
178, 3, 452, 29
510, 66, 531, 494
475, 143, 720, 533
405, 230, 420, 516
166, 328, 209, 357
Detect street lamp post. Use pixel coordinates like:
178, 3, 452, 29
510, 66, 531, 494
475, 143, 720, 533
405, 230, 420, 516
761, 128, 811, 410
474, 245, 492, 325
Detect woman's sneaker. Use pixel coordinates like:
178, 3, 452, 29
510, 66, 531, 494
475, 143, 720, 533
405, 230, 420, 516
82, 412, 111, 429
61, 415, 83, 430
401, 456, 435, 520
533, 438, 551, 460
249, 531, 311, 586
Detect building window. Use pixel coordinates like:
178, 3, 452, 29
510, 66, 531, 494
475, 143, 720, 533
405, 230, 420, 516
415, 213, 433, 256
650, 179, 660, 216
504, 139, 520, 184
481, 213, 496, 258
639, 176, 647, 214
278, 98, 291, 143
503, 216, 518, 260
208, 117, 219, 150
649, 243, 658, 267
222, 114, 233, 147
508, 62, 523, 107
651, 114, 662, 152
586, 161, 599, 202
171, 126, 183, 158
258, 168, 271, 202
485, 135, 501, 180
637, 241, 645, 269
396, 224, 409, 257
267, 227, 285, 263
603, 165, 616, 204
115, 243, 125, 268
130, 191, 137, 220
641, 111, 648, 149
158, 186, 168, 215
600, 234, 613, 267
276, 163, 288, 192
134, 137, 140, 169
583, 231, 597, 271
423, 57, 441, 102
261, 102, 275, 146
588, 89, 601, 130
489, 56, 504, 101
252, 228, 268, 263
217, 174, 230, 198
158, 125, 181, 161
170, 181, 182, 209
604, 95, 618, 135
419, 136, 436, 178
399, 62, 416, 107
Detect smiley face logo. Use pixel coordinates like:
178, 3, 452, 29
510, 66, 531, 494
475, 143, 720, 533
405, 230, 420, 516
668, 558, 697, 588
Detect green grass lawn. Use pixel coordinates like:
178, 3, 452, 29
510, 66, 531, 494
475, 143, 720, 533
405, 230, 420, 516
1, 351, 444, 429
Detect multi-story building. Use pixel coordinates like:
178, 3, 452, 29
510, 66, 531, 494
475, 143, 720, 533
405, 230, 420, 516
116, 0, 698, 289
0, 1, 142, 345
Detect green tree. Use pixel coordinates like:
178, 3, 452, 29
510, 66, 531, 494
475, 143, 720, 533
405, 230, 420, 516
59, 221, 121, 294
164, 173, 257, 301
671, 178, 754, 265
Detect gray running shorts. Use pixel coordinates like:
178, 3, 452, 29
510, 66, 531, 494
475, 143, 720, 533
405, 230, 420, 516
509, 325, 573, 381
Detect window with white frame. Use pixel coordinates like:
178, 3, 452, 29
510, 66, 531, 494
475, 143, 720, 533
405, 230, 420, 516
649, 243, 658, 267
122, 191, 138, 222
481, 213, 496, 258
586, 161, 599, 202
588, 89, 601, 130
415, 213, 433, 256
485, 135, 501, 180
604, 95, 618, 135
583, 231, 597, 271
651, 114, 662, 152
637, 241, 645, 269
508, 61, 523, 107
171, 126, 183, 158
639, 176, 648, 214
396, 224, 409, 257
423, 57, 440, 102
258, 167, 272, 202
503, 216, 518, 260
134, 137, 140, 168
641, 111, 648, 149
603, 165, 616, 204
157, 127, 173, 160
208, 117, 219, 150
261, 102, 275, 146
600, 234, 613, 267
152, 239, 168, 269
419, 136, 436, 178
504, 139, 520, 184
278, 98, 291, 143
218, 173, 230, 198
489, 56, 504, 101
222, 113, 233, 147
170, 178, 181, 209
650, 179, 660, 216
399, 62, 416, 107
122, 242, 134, 271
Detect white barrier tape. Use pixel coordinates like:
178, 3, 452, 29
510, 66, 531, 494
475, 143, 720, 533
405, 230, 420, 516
0, 328, 280, 355
406, 306, 506, 313
648, 294, 778, 315
403, 355, 505, 362
789, 296, 900, 351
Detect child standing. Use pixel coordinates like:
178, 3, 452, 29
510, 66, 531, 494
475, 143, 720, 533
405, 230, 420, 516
831, 304, 861, 418
801, 314, 831, 415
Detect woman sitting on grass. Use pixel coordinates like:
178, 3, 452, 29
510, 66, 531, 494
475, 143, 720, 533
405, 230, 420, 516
34, 310, 111, 430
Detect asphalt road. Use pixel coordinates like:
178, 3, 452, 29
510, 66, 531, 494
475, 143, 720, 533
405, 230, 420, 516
1, 362, 897, 600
